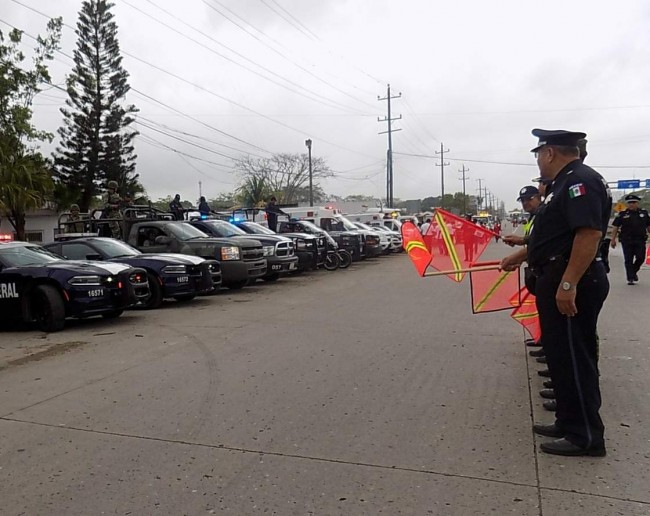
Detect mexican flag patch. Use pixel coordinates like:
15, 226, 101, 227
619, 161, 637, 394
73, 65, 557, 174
569, 183, 586, 199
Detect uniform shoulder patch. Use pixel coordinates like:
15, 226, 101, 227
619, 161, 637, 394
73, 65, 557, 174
568, 183, 586, 199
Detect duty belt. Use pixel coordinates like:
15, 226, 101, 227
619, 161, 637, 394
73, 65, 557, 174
528, 255, 602, 278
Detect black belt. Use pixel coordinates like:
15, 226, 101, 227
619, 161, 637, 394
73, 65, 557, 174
528, 256, 602, 278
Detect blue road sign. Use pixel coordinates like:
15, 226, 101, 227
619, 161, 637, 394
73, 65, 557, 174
617, 179, 641, 189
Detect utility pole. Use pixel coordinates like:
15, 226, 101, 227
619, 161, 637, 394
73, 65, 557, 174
198, 180, 202, 198
458, 164, 469, 215
305, 139, 313, 207
378, 84, 402, 207
435, 143, 450, 209
476, 179, 485, 211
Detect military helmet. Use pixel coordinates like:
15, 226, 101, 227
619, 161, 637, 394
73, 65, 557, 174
70, 203, 80, 211
107, 180, 119, 189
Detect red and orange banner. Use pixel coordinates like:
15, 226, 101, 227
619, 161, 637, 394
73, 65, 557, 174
401, 221, 433, 276
510, 287, 541, 342
424, 209, 497, 282
469, 261, 521, 313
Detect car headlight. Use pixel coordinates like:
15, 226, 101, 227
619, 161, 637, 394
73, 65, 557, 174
220, 246, 241, 261
263, 245, 275, 256
162, 264, 187, 274
68, 275, 102, 286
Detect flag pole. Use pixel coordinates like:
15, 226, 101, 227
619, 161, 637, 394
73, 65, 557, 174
422, 264, 506, 277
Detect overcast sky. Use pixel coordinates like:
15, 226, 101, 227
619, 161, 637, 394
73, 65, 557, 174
4, 0, 650, 210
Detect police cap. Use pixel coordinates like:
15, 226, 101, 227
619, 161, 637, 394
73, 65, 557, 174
625, 194, 641, 202
107, 180, 118, 189
70, 204, 80, 211
530, 129, 587, 152
516, 185, 540, 202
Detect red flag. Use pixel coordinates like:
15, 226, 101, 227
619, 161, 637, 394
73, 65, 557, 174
401, 221, 432, 276
424, 209, 497, 282
470, 261, 521, 313
510, 287, 541, 342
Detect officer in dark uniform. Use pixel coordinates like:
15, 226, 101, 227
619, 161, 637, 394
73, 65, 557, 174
501, 129, 611, 457
611, 194, 650, 284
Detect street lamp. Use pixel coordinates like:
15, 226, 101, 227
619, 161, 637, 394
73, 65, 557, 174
305, 138, 313, 207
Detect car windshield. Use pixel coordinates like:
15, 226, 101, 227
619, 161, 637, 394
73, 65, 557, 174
354, 222, 373, 230
241, 222, 275, 235
336, 216, 359, 231
205, 220, 247, 237
297, 220, 322, 233
90, 238, 141, 258
0, 245, 62, 267
166, 223, 209, 240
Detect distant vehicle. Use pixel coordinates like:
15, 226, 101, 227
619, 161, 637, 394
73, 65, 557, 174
352, 222, 391, 254
0, 241, 148, 332
44, 237, 219, 309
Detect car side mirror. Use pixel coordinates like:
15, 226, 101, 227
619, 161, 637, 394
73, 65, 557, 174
155, 235, 172, 245
86, 253, 102, 261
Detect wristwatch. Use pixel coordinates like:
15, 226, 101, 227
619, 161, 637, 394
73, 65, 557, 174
561, 281, 576, 291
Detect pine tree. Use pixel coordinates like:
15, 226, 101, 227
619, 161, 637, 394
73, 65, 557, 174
54, 0, 140, 212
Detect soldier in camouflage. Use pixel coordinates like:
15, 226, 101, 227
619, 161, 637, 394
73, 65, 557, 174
104, 180, 123, 238
65, 204, 86, 233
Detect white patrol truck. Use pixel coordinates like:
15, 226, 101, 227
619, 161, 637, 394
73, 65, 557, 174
348, 212, 403, 233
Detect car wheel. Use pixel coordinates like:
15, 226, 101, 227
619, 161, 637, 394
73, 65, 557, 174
31, 284, 65, 332
173, 293, 196, 302
141, 271, 163, 309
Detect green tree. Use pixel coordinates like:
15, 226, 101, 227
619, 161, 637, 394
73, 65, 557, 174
54, 0, 140, 212
236, 176, 269, 207
0, 20, 62, 240
235, 153, 333, 204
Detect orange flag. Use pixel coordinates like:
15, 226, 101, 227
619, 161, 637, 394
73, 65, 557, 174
401, 221, 433, 276
510, 287, 541, 342
470, 261, 521, 313
424, 209, 497, 282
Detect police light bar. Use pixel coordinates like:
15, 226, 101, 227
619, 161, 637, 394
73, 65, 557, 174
0, 233, 14, 242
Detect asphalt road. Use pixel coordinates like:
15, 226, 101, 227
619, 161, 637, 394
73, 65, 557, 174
0, 246, 648, 515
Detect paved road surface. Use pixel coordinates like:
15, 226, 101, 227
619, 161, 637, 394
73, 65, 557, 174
0, 246, 648, 515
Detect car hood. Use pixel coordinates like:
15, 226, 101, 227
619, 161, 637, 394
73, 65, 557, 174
7, 260, 133, 276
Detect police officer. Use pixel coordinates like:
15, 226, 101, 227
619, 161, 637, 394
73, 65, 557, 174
104, 181, 123, 239
265, 196, 286, 233
503, 186, 541, 248
65, 204, 85, 233
169, 194, 184, 221
611, 194, 649, 284
501, 129, 611, 457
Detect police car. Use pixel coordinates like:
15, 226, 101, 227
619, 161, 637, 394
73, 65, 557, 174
44, 237, 220, 309
0, 242, 148, 332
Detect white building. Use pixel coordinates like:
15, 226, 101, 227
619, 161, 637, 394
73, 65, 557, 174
0, 207, 60, 243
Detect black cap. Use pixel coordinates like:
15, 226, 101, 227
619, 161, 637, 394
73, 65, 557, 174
530, 129, 587, 152
516, 185, 540, 202
625, 194, 641, 202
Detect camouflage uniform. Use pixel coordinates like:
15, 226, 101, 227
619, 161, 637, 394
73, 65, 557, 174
104, 181, 123, 238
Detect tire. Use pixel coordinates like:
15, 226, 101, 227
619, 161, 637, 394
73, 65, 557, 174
324, 252, 340, 271
102, 310, 123, 319
337, 249, 352, 269
263, 273, 280, 282
31, 284, 65, 332
141, 271, 163, 310
173, 293, 196, 302
226, 280, 248, 290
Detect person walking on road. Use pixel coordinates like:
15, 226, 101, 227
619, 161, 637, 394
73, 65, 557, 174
610, 194, 649, 285
501, 128, 611, 457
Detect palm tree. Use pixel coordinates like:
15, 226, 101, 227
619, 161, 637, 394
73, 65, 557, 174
236, 176, 269, 207
0, 150, 53, 241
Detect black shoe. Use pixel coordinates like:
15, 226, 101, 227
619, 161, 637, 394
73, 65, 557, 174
627, 280, 634, 285
533, 423, 565, 438
536, 356, 547, 364
529, 348, 545, 358
634, 274, 639, 282
543, 380, 554, 389
539, 388, 556, 399
540, 438, 606, 457
543, 400, 557, 411
525, 338, 541, 347
538, 369, 551, 378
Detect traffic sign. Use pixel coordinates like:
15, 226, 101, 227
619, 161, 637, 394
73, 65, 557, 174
617, 179, 641, 189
